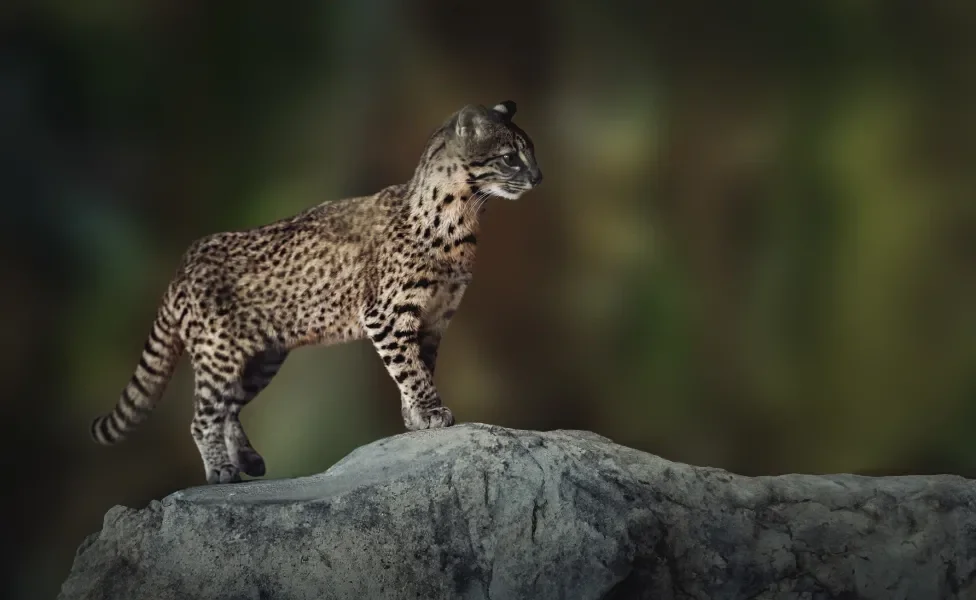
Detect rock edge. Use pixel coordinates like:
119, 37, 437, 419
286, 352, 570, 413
59, 423, 976, 599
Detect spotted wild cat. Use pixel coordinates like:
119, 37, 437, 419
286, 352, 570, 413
90, 101, 543, 484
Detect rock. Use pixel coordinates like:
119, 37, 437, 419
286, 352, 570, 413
59, 423, 976, 600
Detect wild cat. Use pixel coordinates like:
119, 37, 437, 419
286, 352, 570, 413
90, 101, 543, 483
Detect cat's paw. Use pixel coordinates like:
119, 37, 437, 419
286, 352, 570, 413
233, 448, 266, 477
206, 464, 242, 485
404, 405, 455, 430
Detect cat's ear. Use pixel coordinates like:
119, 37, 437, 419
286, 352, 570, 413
492, 100, 517, 121
455, 105, 490, 138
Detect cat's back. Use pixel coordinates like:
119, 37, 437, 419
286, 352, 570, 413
178, 186, 404, 274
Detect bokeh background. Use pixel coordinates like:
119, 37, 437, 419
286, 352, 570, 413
4, 1, 976, 598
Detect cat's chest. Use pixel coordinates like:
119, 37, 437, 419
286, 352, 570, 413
424, 279, 467, 320
429, 248, 475, 283
429, 227, 479, 279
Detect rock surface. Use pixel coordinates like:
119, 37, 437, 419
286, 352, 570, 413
60, 423, 976, 599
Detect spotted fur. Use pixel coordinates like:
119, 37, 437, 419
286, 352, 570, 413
90, 101, 543, 484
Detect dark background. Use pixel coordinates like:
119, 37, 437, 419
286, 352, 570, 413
3, 1, 976, 598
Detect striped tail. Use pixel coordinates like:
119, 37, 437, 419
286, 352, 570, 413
91, 289, 185, 445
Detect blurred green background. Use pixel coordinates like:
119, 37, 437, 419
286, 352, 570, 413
3, 0, 976, 598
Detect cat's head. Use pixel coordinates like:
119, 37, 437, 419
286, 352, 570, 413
445, 101, 543, 200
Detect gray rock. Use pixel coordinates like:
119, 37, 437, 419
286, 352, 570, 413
59, 423, 976, 599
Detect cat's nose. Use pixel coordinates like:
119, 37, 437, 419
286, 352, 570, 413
529, 168, 543, 186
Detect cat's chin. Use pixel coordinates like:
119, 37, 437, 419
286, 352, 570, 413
483, 185, 524, 201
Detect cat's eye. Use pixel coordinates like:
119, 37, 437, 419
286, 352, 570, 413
501, 152, 520, 167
